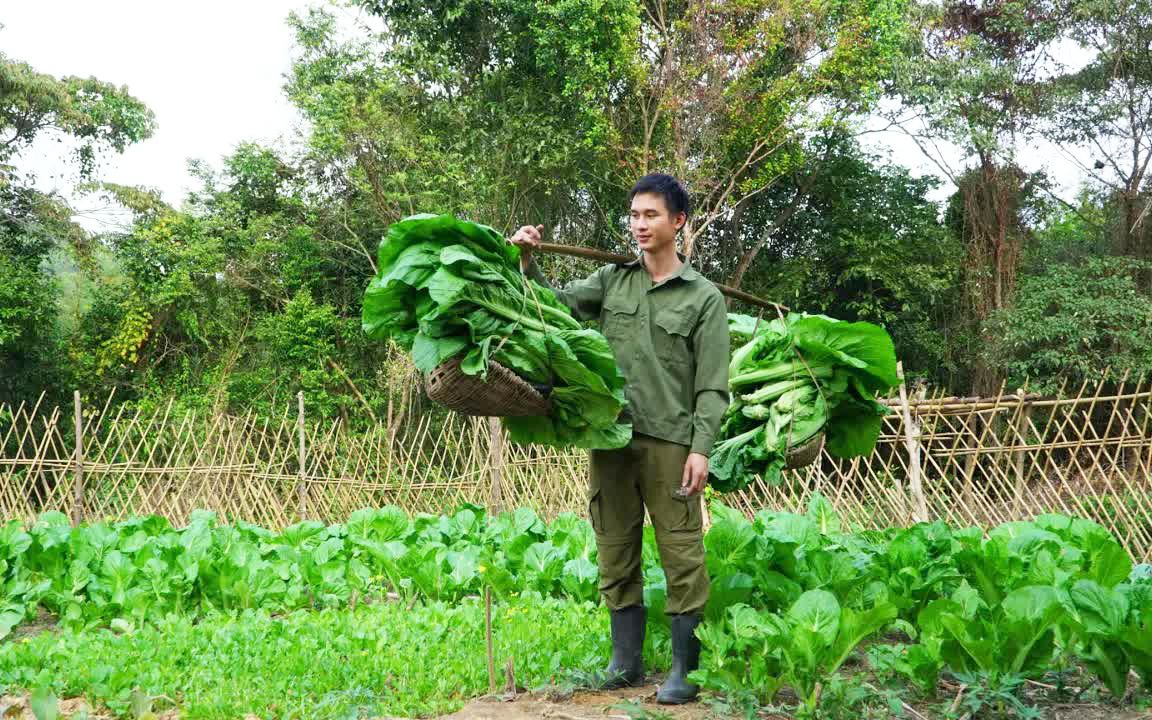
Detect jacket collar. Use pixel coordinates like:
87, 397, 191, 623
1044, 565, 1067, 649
623, 251, 700, 282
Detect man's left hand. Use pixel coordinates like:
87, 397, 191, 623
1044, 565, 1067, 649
680, 453, 709, 497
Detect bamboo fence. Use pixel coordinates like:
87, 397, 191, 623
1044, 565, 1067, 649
2, 374, 1151, 558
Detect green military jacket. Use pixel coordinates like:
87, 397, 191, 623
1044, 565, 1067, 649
527, 254, 730, 457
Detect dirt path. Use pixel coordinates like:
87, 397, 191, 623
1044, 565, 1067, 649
2, 686, 1148, 719
436, 686, 1152, 720
435, 684, 728, 720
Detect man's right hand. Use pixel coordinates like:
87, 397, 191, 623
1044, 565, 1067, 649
509, 224, 544, 269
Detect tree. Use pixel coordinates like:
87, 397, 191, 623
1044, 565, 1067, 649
302, 0, 911, 282
733, 134, 962, 382
0, 52, 154, 406
887, 0, 1068, 392
288, 2, 637, 242
0, 52, 155, 177
1045, 0, 1152, 288
618, 0, 911, 275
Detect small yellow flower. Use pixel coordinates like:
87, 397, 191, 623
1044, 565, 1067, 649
477, 565, 487, 574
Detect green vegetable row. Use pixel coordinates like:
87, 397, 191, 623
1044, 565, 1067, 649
694, 502, 1152, 710
2, 502, 1150, 710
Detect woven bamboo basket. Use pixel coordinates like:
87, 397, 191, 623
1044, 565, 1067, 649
426, 356, 552, 417
785, 432, 825, 469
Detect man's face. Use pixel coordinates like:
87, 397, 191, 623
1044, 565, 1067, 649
629, 192, 684, 254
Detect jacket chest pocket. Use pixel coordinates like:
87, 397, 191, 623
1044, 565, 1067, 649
654, 308, 695, 359
601, 297, 639, 342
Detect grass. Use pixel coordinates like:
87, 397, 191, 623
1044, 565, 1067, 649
0, 596, 626, 719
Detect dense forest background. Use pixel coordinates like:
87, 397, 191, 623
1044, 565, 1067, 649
3, 0, 1151, 427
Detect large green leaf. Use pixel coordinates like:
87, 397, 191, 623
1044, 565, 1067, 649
824, 396, 885, 458
790, 315, 899, 391
788, 589, 841, 645
1071, 579, 1128, 635
829, 602, 898, 672
1090, 540, 1133, 588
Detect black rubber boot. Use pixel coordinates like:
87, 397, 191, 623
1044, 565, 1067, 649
656, 613, 702, 704
594, 605, 646, 689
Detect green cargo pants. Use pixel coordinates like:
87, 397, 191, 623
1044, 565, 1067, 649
587, 433, 709, 615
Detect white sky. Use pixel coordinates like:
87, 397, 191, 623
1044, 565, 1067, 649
3, 1, 1096, 230
3, 0, 314, 227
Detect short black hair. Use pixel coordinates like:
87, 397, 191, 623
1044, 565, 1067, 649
629, 173, 691, 218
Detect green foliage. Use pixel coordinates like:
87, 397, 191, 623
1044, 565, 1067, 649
695, 592, 897, 713
0, 52, 155, 175
692, 504, 1152, 710
287, 1, 635, 238
247, 290, 345, 416
0, 181, 83, 404
951, 672, 1044, 720
0, 506, 610, 634
0, 502, 1150, 714
918, 583, 1068, 678
984, 257, 1152, 391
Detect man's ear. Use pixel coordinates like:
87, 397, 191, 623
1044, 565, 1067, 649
674, 212, 687, 232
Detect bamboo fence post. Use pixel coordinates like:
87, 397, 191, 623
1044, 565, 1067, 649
297, 392, 308, 520
961, 418, 978, 515
897, 363, 928, 523
483, 417, 507, 692
1012, 388, 1033, 517
485, 584, 497, 692
488, 417, 505, 514
71, 391, 86, 525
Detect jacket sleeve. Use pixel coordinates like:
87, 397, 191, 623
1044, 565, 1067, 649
523, 259, 608, 323
689, 290, 732, 457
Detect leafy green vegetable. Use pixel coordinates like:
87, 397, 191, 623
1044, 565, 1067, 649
361, 213, 629, 449
695, 592, 896, 712
917, 582, 1067, 679
711, 312, 898, 491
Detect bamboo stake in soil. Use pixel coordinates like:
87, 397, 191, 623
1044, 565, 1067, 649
485, 585, 496, 692
1013, 388, 1033, 517
504, 657, 517, 697
488, 418, 505, 514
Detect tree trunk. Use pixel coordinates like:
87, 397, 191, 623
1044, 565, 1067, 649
681, 218, 698, 259
1117, 190, 1152, 291
727, 183, 812, 291
958, 161, 1027, 396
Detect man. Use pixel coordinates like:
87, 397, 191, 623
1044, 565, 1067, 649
509, 174, 730, 704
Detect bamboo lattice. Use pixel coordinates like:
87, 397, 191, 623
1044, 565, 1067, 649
2, 376, 1151, 559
